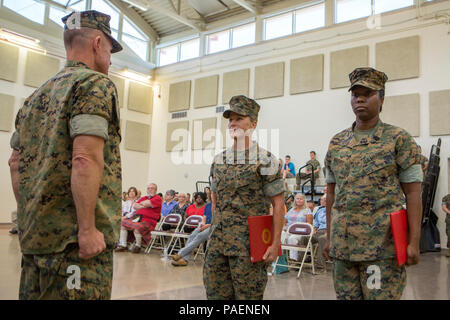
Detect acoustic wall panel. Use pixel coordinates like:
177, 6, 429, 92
109, 75, 125, 108
429, 89, 450, 136
290, 54, 324, 95
169, 80, 191, 112
125, 121, 151, 153
0, 93, 15, 132
330, 46, 369, 89
381, 94, 420, 137
24, 52, 60, 88
376, 36, 420, 81
166, 121, 189, 152
222, 69, 250, 104
220, 116, 231, 149
194, 75, 219, 108
0, 42, 19, 82
192, 117, 217, 150
128, 82, 153, 114
254, 62, 285, 99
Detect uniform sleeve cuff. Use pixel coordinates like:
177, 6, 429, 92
263, 179, 285, 197
70, 114, 108, 141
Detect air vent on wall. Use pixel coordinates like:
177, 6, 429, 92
171, 111, 187, 119
216, 106, 225, 113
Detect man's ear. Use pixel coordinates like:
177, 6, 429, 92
92, 35, 102, 52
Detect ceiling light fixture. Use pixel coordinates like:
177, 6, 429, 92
0, 28, 45, 54
120, 67, 152, 84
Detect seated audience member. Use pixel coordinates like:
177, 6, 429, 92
161, 189, 177, 218
184, 192, 207, 233
171, 201, 213, 266
204, 186, 211, 203
283, 155, 296, 179
122, 192, 127, 202
137, 190, 142, 199
296, 151, 321, 190
116, 183, 162, 253
307, 200, 317, 216
300, 195, 329, 269
281, 193, 313, 261
186, 193, 191, 204
122, 187, 139, 219
162, 192, 189, 231
157, 192, 163, 198
285, 192, 294, 211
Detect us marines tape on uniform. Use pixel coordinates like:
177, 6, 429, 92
11, 10, 122, 300
325, 67, 423, 300
203, 95, 285, 300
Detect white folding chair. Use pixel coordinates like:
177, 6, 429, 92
168, 215, 203, 255
272, 223, 316, 278
144, 213, 182, 254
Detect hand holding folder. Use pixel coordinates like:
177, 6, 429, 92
390, 209, 408, 266
248, 215, 282, 263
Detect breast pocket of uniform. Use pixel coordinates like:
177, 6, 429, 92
235, 166, 261, 206
360, 149, 397, 184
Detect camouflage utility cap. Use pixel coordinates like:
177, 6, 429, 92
348, 67, 388, 91
62, 10, 123, 53
223, 95, 260, 120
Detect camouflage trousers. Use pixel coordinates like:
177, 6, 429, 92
446, 214, 450, 249
333, 258, 406, 300
203, 250, 268, 300
19, 243, 113, 300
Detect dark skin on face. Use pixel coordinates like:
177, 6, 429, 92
351, 85, 384, 130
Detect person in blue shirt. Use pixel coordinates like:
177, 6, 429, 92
282, 155, 296, 179
161, 189, 178, 217
171, 202, 213, 267
301, 195, 329, 270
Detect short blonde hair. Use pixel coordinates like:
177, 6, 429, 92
293, 193, 307, 211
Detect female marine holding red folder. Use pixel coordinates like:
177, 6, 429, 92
324, 68, 423, 300
203, 95, 285, 300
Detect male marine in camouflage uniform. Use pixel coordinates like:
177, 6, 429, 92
323, 67, 423, 300
203, 95, 285, 300
442, 194, 450, 257
8, 10, 122, 300
296, 151, 321, 190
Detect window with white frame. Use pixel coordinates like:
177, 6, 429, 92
3, 0, 46, 25
180, 38, 200, 61
207, 29, 230, 54
374, 0, 414, 14
264, 11, 293, 40
159, 44, 178, 66
335, 0, 372, 23
295, 2, 325, 33
232, 23, 255, 48
90, 0, 120, 39
122, 18, 148, 61
49, 6, 69, 28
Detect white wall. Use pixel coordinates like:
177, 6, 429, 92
151, 2, 450, 247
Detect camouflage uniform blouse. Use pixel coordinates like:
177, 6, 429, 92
11, 60, 122, 255
209, 143, 284, 256
325, 120, 421, 262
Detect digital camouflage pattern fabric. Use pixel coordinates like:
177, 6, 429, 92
204, 142, 284, 299
223, 95, 260, 120
19, 244, 113, 300
324, 120, 421, 262
333, 258, 406, 300
203, 251, 268, 300
348, 67, 388, 91
208, 143, 284, 256
13, 60, 122, 255
62, 10, 122, 53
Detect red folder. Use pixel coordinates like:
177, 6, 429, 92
248, 215, 282, 263
390, 209, 408, 266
